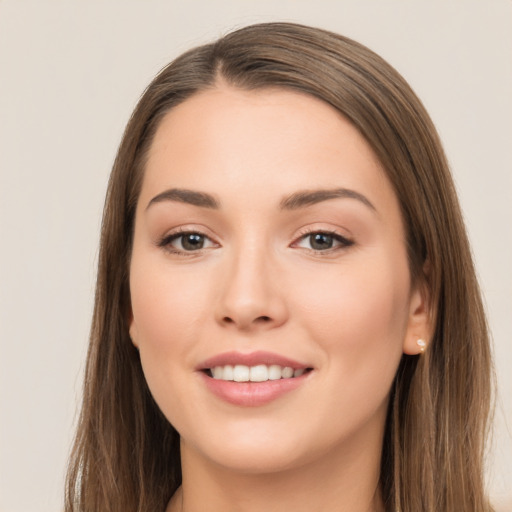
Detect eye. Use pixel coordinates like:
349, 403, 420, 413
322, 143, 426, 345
158, 230, 218, 254
293, 231, 354, 252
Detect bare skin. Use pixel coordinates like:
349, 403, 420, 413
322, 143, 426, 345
129, 85, 430, 512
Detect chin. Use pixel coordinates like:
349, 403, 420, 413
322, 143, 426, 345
179, 416, 337, 476
198, 441, 311, 475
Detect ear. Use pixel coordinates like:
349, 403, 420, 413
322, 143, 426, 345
402, 276, 432, 356
128, 310, 139, 349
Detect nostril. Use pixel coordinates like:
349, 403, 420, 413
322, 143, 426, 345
220, 315, 274, 328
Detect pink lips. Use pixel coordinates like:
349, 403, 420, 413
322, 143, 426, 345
198, 350, 309, 371
197, 351, 313, 407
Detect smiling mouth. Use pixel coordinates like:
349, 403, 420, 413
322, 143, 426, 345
204, 364, 314, 382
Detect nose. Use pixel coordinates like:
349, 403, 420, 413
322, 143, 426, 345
214, 245, 288, 332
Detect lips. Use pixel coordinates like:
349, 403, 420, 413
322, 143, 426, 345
198, 350, 311, 370
196, 351, 314, 407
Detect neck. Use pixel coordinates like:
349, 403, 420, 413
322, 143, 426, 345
167, 423, 386, 512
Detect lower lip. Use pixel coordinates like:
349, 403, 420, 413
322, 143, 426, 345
199, 371, 311, 407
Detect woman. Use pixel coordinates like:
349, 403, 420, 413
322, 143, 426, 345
65, 22, 494, 512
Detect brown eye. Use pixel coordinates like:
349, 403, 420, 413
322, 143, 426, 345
180, 233, 205, 251
309, 233, 334, 250
294, 231, 354, 252
159, 231, 217, 253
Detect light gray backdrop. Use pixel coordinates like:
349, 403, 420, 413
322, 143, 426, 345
1, 1, 511, 511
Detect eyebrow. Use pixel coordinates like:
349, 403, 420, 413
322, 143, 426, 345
146, 187, 376, 213
279, 188, 376, 212
146, 188, 220, 210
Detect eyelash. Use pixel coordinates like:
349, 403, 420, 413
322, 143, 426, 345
157, 228, 217, 256
292, 228, 354, 254
157, 228, 354, 256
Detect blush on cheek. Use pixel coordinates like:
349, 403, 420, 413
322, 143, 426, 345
295, 261, 409, 358
131, 258, 191, 330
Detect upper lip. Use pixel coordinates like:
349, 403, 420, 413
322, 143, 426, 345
197, 351, 311, 371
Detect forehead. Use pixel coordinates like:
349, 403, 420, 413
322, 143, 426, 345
141, 85, 397, 216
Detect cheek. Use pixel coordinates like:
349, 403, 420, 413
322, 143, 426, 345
286, 253, 410, 443
129, 258, 214, 426
129, 256, 211, 366
291, 252, 410, 371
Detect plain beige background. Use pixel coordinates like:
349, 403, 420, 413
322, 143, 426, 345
0, 1, 511, 511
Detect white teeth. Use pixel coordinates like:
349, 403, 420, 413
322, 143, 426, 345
223, 365, 234, 381
210, 364, 308, 382
268, 364, 282, 380
212, 366, 223, 379
282, 366, 294, 379
233, 365, 250, 382
250, 364, 268, 382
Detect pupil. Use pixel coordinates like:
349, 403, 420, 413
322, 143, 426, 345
182, 234, 204, 250
311, 233, 333, 250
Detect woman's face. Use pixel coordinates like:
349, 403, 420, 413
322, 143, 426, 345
129, 86, 428, 473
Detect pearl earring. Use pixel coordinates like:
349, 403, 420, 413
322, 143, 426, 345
416, 338, 426, 353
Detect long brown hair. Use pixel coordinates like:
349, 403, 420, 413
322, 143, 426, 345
65, 22, 493, 512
